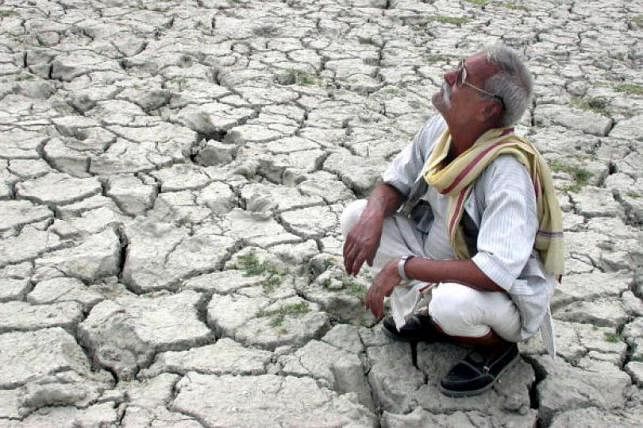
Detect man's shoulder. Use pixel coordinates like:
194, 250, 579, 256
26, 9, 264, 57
477, 152, 533, 194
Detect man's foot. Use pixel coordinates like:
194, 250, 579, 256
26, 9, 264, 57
439, 342, 519, 397
382, 314, 445, 343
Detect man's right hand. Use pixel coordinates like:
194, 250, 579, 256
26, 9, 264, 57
343, 210, 384, 276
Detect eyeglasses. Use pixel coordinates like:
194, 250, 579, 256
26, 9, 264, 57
455, 59, 505, 110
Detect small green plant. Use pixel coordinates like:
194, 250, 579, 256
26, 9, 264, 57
615, 84, 643, 96
236, 251, 285, 293
14, 73, 35, 81
571, 96, 609, 115
626, 191, 640, 199
631, 14, 643, 28
0, 9, 17, 17
259, 302, 311, 328
433, 16, 470, 26
465, 0, 489, 6
285, 69, 318, 86
237, 251, 265, 276
550, 160, 592, 192
380, 86, 401, 95
604, 332, 622, 343
342, 277, 366, 298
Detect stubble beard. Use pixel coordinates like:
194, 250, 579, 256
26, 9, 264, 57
432, 82, 452, 113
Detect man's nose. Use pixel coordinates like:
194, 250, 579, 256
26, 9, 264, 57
443, 69, 457, 87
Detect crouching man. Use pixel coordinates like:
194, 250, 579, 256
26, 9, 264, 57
341, 45, 564, 397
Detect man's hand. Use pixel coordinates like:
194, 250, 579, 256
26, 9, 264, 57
343, 211, 384, 276
366, 259, 401, 319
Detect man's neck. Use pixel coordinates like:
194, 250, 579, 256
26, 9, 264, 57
448, 121, 497, 159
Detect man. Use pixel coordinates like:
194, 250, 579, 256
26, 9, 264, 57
341, 45, 564, 397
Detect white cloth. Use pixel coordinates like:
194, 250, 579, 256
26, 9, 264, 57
341, 200, 522, 342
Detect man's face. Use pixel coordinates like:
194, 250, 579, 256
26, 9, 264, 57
432, 53, 499, 127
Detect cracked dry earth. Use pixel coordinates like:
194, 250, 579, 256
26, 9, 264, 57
0, 0, 641, 427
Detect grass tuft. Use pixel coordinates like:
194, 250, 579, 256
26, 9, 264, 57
571, 96, 610, 115
550, 160, 593, 193
615, 84, 643, 96
604, 332, 622, 343
631, 14, 643, 28
258, 302, 311, 328
465, 0, 490, 6
0, 9, 17, 17
284, 69, 319, 86
236, 250, 285, 293
433, 16, 470, 26
342, 277, 366, 298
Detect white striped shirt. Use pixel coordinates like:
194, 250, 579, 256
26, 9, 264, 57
383, 116, 556, 355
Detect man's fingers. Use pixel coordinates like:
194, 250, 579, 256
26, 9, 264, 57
366, 249, 376, 267
342, 238, 354, 261
350, 253, 365, 276
343, 239, 358, 273
366, 281, 383, 319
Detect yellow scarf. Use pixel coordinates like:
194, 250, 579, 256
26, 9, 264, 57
423, 127, 565, 277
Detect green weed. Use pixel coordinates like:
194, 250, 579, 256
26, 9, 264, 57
571, 96, 609, 115
342, 277, 366, 298
259, 302, 311, 328
285, 69, 319, 86
236, 251, 285, 293
0, 9, 17, 17
615, 84, 643, 96
626, 191, 640, 199
433, 16, 470, 26
550, 160, 592, 193
237, 251, 266, 276
604, 332, 622, 343
465, 0, 489, 6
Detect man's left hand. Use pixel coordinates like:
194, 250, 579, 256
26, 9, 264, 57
366, 259, 402, 319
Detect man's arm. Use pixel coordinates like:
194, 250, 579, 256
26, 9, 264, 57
365, 258, 502, 319
343, 183, 403, 276
404, 258, 504, 292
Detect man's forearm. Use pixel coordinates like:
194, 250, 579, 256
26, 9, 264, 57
404, 257, 505, 293
364, 183, 404, 219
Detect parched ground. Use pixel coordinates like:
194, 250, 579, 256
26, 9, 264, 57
0, 0, 641, 426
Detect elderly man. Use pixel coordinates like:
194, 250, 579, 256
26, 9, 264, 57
341, 45, 564, 397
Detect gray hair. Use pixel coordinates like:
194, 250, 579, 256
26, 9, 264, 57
483, 45, 534, 127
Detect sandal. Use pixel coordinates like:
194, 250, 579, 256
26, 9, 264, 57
439, 343, 519, 397
382, 314, 446, 343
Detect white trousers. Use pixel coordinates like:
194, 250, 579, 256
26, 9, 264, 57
341, 199, 522, 343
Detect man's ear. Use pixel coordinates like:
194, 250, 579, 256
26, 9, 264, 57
479, 100, 502, 123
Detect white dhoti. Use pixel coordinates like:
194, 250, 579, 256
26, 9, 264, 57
341, 199, 522, 343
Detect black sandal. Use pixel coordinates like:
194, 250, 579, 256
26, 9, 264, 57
382, 314, 446, 343
439, 343, 519, 397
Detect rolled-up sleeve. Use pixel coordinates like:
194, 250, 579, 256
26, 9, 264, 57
382, 116, 444, 199
471, 155, 538, 291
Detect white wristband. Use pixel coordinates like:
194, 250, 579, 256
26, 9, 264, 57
398, 255, 413, 281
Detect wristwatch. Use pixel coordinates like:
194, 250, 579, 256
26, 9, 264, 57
398, 255, 414, 281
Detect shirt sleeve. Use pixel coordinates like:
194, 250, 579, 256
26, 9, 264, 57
471, 155, 539, 292
381, 115, 443, 199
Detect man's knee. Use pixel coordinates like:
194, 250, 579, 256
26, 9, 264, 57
428, 284, 487, 337
340, 199, 367, 237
